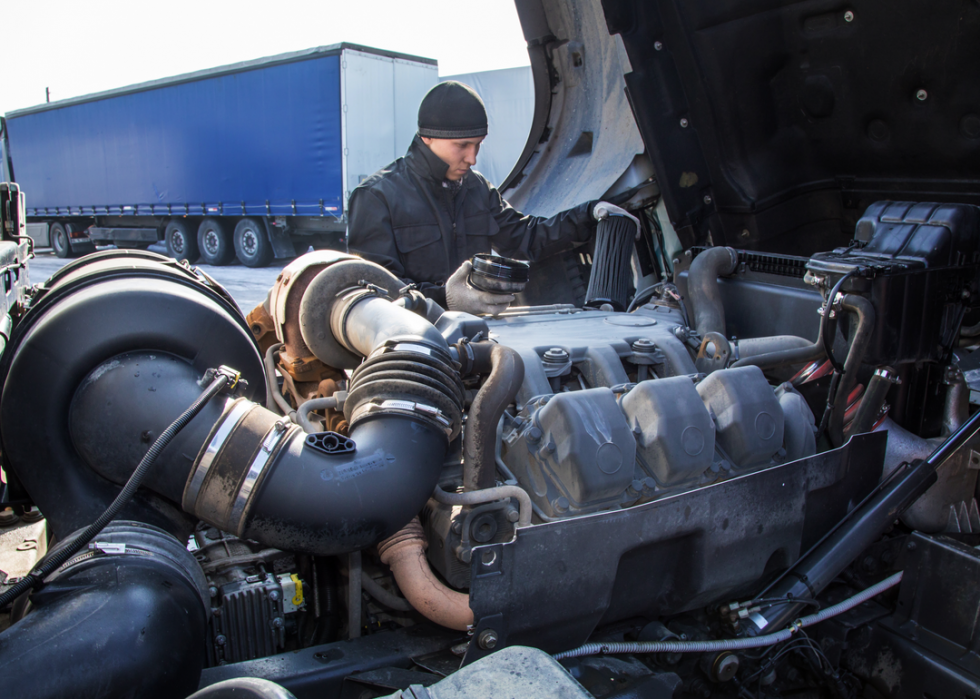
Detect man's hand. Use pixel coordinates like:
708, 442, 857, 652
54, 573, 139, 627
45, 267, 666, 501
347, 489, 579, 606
445, 260, 516, 316
592, 201, 641, 238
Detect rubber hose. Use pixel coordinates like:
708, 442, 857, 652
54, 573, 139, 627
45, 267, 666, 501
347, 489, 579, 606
463, 343, 525, 492
849, 369, 894, 436
829, 295, 876, 447
730, 334, 824, 371
687, 247, 738, 338
731, 324, 827, 371
296, 396, 339, 434
360, 571, 415, 612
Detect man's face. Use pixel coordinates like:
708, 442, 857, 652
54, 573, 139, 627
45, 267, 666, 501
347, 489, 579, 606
422, 136, 485, 181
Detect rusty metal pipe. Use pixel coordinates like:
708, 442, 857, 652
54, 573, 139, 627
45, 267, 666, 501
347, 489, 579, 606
378, 518, 474, 631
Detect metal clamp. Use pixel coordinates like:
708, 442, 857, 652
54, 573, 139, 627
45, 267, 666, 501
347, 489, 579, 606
351, 399, 452, 434
182, 400, 252, 512
230, 420, 294, 535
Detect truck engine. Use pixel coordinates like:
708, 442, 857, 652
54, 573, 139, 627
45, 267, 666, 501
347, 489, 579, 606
1, 181, 979, 697
3, 0, 980, 695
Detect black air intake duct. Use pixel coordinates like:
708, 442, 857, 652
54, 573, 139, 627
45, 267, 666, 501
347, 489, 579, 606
0, 250, 463, 557
584, 214, 636, 311
0, 521, 210, 699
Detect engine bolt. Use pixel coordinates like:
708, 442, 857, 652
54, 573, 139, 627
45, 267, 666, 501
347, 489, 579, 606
632, 338, 657, 353
209, 586, 219, 598
916, 89, 928, 102
844, 10, 854, 22
215, 634, 227, 646
680, 118, 690, 128
271, 617, 284, 629
703, 195, 713, 205
269, 590, 280, 601
478, 629, 498, 650
543, 347, 569, 364
654, 41, 664, 51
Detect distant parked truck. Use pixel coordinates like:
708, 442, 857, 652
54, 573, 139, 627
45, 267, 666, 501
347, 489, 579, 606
0, 43, 437, 266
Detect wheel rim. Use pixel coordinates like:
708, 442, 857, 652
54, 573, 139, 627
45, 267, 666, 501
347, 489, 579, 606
171, 230, 185, 254
55, 231, 66, 250
204, 229, 219, 255
242, 228, 258, 256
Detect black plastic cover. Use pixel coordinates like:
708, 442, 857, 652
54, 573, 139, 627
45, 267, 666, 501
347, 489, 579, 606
601, 0, 980, 254
808, 201, 980, 364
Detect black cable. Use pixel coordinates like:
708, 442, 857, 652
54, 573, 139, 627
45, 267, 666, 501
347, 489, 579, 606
821, 271, 854, 373
626, 282, 665, 313
751, 597, 821, 611
0, 372, 230, 609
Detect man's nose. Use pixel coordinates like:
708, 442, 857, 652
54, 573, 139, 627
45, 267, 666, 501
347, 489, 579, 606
464, 148, 478, 166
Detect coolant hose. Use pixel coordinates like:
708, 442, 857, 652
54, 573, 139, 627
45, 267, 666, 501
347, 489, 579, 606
687, 246, 738, 338
378, 517, 474, 631
829, 295, 876, 447
731, 332, 826, 371
464, 343, 525, 492
849, 367, 897, 436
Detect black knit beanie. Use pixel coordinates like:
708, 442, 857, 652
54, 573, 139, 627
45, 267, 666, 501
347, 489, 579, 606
417, 81, 488, 139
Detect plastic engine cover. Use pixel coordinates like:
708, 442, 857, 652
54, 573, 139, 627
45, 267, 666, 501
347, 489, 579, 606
524, 388, 636, 517
697, 366, 784, 468
620, 376, 716, 486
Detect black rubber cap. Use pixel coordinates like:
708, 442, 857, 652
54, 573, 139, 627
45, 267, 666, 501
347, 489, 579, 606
418, 81, 488, 139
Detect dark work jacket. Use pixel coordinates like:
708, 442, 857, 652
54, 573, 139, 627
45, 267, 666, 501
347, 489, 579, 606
347, 135, 596, 306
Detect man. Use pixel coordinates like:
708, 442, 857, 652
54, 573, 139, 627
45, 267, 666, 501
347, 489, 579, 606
347, 80, 625, 315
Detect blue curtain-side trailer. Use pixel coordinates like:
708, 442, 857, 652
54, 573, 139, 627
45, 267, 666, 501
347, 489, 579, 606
0, 43, 437, 266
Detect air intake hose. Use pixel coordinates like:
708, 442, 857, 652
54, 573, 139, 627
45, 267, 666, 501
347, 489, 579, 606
0, 522, 209, 699
59, 253, 463, 556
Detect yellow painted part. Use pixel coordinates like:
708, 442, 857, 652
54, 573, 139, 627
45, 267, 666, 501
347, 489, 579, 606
291, 574, 304, 606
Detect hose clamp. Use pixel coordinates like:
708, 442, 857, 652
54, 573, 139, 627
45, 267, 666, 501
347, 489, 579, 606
874, 367, 902, 384
183, 399, 252, 512
230, 419, 295, 535
351, 399, 452, 436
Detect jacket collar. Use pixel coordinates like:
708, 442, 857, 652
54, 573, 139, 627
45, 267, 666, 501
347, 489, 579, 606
406, 134, 450, 183
405, 135, 481, 191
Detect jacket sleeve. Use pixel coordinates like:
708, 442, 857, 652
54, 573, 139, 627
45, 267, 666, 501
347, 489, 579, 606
487, 184, 597, 261
346, 186, 448, 307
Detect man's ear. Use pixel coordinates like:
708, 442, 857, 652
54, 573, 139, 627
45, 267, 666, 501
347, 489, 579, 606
421, 136, 433, 147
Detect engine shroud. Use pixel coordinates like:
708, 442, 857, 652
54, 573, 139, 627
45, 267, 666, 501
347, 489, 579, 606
465, 432, 884, 660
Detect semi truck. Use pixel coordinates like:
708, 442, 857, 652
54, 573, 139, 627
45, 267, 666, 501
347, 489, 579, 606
0, 43, 437, 266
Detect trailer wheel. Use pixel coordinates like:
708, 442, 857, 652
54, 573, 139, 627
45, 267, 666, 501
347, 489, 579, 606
233, 218, 274, 268
165, 219, 199, 262
197, 218, 235, 266
50, 222, 74, 259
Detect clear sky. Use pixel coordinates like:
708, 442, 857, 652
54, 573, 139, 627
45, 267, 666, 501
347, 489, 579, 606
0, 0, 530, 115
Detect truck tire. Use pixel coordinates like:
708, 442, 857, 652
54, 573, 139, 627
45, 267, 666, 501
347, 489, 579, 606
50, 222, 74, 259
165, 219, 199, 262
233, 218, 274, 268
197, 218, 235, 266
